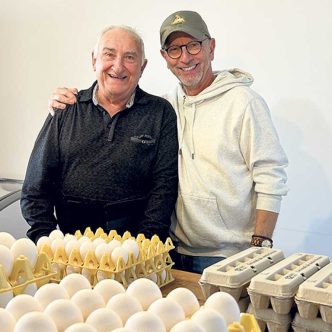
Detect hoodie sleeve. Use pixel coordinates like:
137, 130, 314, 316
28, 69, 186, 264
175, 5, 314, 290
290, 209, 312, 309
20, 114, 60, 242
239, 96, 288, 213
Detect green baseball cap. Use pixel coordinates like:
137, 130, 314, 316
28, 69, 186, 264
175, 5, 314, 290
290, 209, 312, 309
160, 10, 211, 48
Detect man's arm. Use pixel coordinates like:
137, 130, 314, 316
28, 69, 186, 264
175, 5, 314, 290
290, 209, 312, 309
48, 87, 78, 115
21, 115, 60, 242
240, 96, 288, 243
137, 102, 179, 241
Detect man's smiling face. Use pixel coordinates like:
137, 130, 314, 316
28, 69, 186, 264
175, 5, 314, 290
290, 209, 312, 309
93, 28, 146, 102
161, 31, 215, 96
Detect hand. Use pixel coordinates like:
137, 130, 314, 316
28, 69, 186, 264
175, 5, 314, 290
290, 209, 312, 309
48, 87, 78, 115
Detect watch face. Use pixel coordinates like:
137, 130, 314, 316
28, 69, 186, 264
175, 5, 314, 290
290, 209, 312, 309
261, 239, 272, 248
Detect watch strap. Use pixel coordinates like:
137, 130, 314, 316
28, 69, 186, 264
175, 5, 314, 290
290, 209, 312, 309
250, 234, 273, 248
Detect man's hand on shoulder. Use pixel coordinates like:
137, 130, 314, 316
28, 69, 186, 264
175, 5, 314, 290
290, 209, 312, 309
48, 87, 78, 115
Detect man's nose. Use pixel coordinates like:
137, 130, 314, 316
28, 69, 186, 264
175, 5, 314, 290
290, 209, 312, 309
179, 46, 193, 62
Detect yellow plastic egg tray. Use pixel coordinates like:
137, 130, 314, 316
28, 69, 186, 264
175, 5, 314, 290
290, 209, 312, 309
0, 251, 56, 296
39, 227, 175, 288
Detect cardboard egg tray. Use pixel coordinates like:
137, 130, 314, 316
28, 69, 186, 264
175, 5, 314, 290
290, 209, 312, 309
247, 303, 293, 332
0, 252, 56, 300
247, 253, 330, 315
39, 227, 175, 288
199, 247, 285, 313
292, 313, 332, 332
294, 262, 332, 325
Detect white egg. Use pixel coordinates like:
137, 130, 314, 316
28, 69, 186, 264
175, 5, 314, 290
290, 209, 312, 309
51, 238, 66, 254
44, 298, 84, 331
147, 272, 158, 283
170, 320, 205, 332
34, 282, 69, 309
64, 234, 77, 243
111, 329, 135, 332
126, 278, 162, 310
111, 247, 129, 266
148, 297, 185, 331
80, 241, 95, 260
86, 307, 123, 331
59, 273, 91, 297
92, 238, 106, 247
0, 282, 13, 307
166, 287, 200, 317
71, 289, 105, 320
14, 311, 57, 332
0, 307, 16, 332
93, 278, 125, 303
0, 244, 14, 277
65, 239, 80, 258
36, 236, 52, 251
22, 282, 38, 296
125, 311, 166, 332
191, 307, 227, 332
94, 243, 111, 262
204, 291, 241, 326
107, 293, 143, 324
64, 323, 97, 332
10, 238, 38, 268
78, 236, 90, 245
122, 239, 139, 259
49, 229, 65, 241
108, 239, 121, 252
6, 294, 42, 320
0, 232, 16, 248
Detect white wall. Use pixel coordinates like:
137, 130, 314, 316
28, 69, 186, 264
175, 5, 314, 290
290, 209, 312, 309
1, 0, 332, 257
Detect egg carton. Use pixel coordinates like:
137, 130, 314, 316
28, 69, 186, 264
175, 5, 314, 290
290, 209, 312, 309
0, 252, 56, 301
292, 313, 332, 332
247, 303, 293, 332
247, 253, 330, 315
39, 227, 175, 288
199, 247, 285, 302
295, 262, 332, 323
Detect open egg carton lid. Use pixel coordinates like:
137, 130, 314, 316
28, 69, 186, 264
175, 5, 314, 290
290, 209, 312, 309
295, 262, 332, 323
199, 247, 284, 301
292, 313, 332, 332
248, 252, 330, 298
200, 247, 284, 288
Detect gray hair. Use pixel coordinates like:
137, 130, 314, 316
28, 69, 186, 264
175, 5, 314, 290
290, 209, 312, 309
93, 25, 146, 63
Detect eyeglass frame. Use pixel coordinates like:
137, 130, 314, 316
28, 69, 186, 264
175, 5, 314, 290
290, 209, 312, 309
162, 38, 210, 59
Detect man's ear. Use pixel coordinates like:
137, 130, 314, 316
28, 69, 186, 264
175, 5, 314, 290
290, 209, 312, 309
91, 51, 96, 71
160, 49, 167, 61
140, 59, 148, 77
209, 38, 216, 61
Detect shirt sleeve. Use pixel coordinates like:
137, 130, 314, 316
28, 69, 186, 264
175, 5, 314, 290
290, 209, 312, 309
239, 96, 288, 213
137, 102, 179, 241
20, 114, 60, 242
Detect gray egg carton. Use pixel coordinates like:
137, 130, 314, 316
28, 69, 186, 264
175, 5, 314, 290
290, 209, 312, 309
199, 247, 284, 301
247, 303, 292, 332
295, 262, 332, 324
247, 253, 330, 315
292, 313, 332, 332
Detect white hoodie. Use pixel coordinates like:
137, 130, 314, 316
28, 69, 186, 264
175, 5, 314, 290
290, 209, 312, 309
165, 69, 288, 257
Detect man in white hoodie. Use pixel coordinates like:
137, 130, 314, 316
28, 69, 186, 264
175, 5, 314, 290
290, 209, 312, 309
49, 11, 288, 274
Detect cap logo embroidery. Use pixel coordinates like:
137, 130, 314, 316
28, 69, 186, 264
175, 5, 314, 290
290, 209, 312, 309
172, 15, 185, 25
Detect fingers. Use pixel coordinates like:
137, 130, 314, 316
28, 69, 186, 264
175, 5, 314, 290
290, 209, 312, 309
48, 87, 78, 115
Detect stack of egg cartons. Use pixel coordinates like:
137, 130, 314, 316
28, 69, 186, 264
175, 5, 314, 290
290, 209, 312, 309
199, 247, 285, 312
247, 253, 330, 331
292, 262, 332, 331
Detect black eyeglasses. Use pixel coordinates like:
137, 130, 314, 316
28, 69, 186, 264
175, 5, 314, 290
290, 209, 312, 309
163, 38, 209, 59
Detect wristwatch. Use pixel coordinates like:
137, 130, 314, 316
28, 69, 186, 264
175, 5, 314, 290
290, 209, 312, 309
250, 235, 273, 248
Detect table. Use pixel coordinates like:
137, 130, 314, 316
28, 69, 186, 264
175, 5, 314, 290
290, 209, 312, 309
162, 269, 205, 304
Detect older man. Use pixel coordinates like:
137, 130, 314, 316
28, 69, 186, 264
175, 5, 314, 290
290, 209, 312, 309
48, 11, 288, 273
21, 26, 178, 242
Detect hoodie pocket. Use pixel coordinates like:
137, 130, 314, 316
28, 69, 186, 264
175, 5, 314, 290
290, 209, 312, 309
176, 193, 230, 247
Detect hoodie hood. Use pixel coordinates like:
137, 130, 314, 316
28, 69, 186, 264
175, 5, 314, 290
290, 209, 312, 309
178, 68, 254, 103
165, 68, 254, 160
